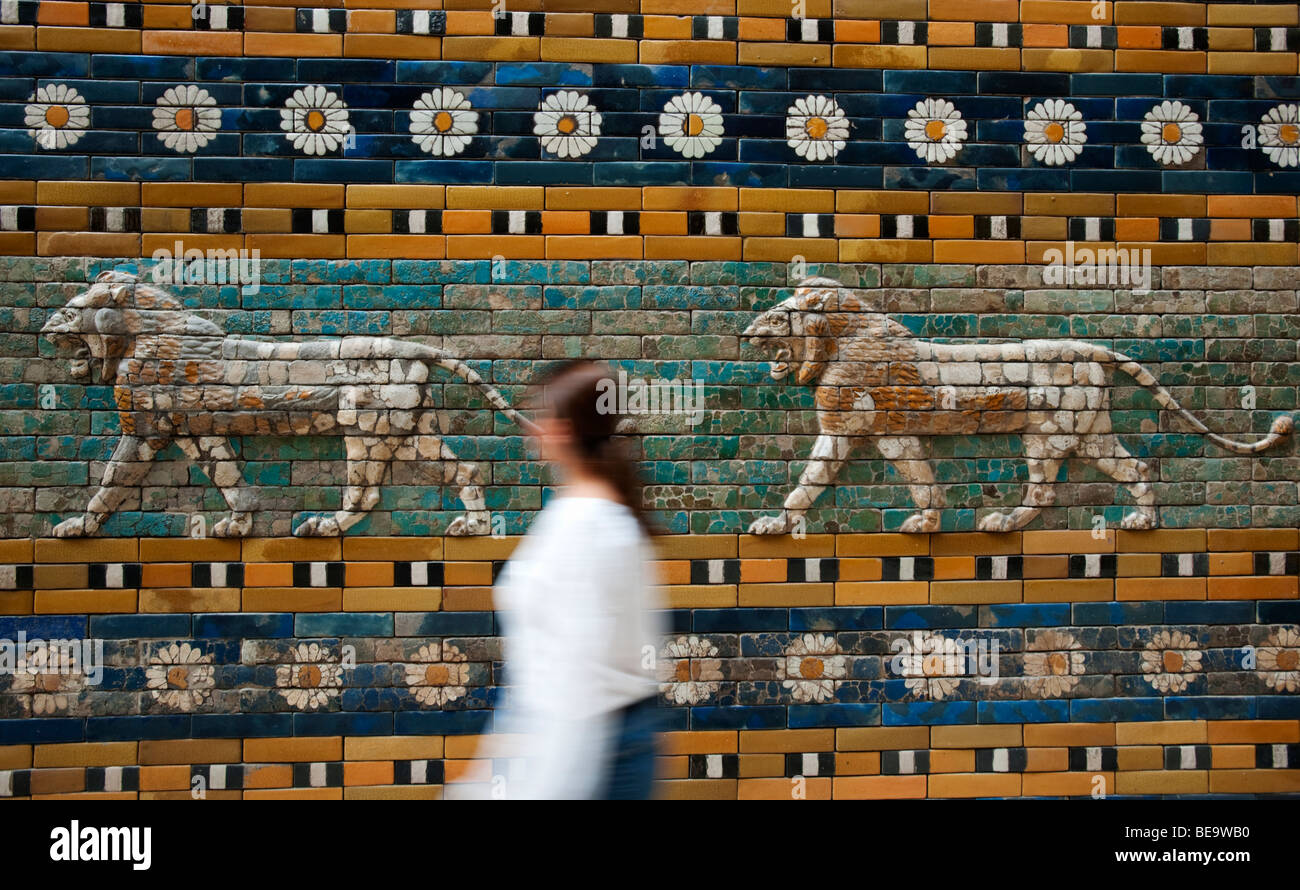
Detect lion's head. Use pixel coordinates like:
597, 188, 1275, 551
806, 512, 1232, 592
743, 277, 851, 385
41, 270, 196, 383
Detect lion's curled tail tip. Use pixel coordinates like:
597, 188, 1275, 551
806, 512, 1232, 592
1273, 415, 1295, 438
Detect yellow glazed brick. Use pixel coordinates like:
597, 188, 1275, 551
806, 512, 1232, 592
1117, 745, 1165, 770
738, 777, 832, 799
929, 773, 1021, 798
36, 589, 137, 613
837, 534, 929, 557
1022, 772, 1113, 796
661, 585, 737, 609
1117, 577, 1205, 601
1117, 770, 1208, 795
931, 725, 1022, 748
138, 739, 241, 765
1207, 720, 1300, 744
740, 582, 834, 607
659, 779, 736, 800
639, 40, 736, 65
34, 742, 137, 768
929, 749, 976, 773
663, 731, 739, 755
244, 737, 344, 763
834, 775, 927, 799
1024, 723, 1116, 747
836, 581, 928, 605
35, 538, 137, 563
738, 755, 790, 779
739, 730, 834, 753
929, 580, 1021, 604
653, 536, 738, 559
1208, 529, 1298, 551
1022, 530, 1115, 554
1115, 720, 1208, 746
346, 786, 443, 800
1024, 579, 1114, 603
1211, 745, 1257, 769
344, 587, 442, 611
1207, 4, 1297, 26
140, 588, 241, 613
1209, 770, 1300, 794
837, 726, 929, 751
833, 44, 927, 69
541, 36, 637, 62
738, 534, 834, 558
345, 736, 444, 761
244, 588, 342, 613
1209, 52, 1297, 75
346, 185, 445, 209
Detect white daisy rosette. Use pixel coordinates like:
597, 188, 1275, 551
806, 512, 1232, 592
786, 94, 849, 162
145, 642, 215, 712
152, 84, 221, 154
659, 91, 724, 159
409, 87, 478, 157
1140, 99, 1202, 166
533, 90, 602, 159
1259, 103, 1300, 168
275, 642, 344, 711
904, 97, 967, 163
778, 633, 846, 703
25, 83, 90, 150
280, 85, 351, 156
1024, 99, 1087, 166
1140, 629, 1202, 694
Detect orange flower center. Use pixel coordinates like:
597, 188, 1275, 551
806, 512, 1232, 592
1047, 652, 1069, 675
173, 108, 195, 131
424, 664, 450, 685
167, 666, 189, 689
305, 110, 326, 132
1279, 124, 1299, 145
922, 653, 948, 677
36, 673, 61, 692
298, 664, 322, 687
44, 105, 69, 128
1162, 650, 1184, 672
1161, 122, 1182, 143
434, 110, 453, 133
685, 113, 705, 137
557, 114, 578, 135
1277, 649, 1299, 671
674, 661, 692, 682
1043, 121, 1065, 143
804, 116, 829, 140
925, 119, 947, 141
801, 657, 824, 679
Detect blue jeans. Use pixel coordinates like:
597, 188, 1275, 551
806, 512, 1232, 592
597, 696, 662, 800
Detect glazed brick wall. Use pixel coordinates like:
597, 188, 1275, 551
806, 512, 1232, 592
1, 0, 1299, 799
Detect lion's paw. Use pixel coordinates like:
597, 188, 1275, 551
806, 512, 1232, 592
747, 514, 789, 535
447, 513, 489, 536
294, 515, 342, 536
899, 511, 941, 534
213, 513, 253, 537
977, 512, 1015, 533
1120, 510, 1157, 531
52, 515, 91, 538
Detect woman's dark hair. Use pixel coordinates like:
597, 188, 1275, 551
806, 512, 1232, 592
529, 360, 652, 533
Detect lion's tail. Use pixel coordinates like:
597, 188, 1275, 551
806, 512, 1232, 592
382, 340, 541, 436
1090, 344, 1293, 454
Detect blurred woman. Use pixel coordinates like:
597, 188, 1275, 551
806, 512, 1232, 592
490, 360, 665, 799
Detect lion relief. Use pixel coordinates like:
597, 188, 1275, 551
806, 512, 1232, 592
40, 270, 538, 538
745, 277, 1293, 535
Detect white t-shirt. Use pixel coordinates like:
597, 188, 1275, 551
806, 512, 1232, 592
491, 496, 665, 798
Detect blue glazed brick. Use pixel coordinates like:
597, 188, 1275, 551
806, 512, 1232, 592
395, 709, 491, 735
659, 707, 690, 732
93, 157, 192, 181
885, 605, 978, 630
1258, 696, 1300, 719
1072, 602, 1164, 626
397, 611, 494, 636
91, 54, 193, 79
396, 159, 494, 183
85, 715, 191, 741
1071, 697, 1164, 722
396, 60, 494, 84
0, 51, 88, 77
691, 65, 787, 90
692, 608, 787, 633
978, 700, 1070, 724
789, 704, 880, 728
295, 612, 393, 637
1259, 602, 1300, 624
88, 614, 190, 638
789, 607, 883, 631
689, 705, 786, 730
1164, 696, 1255, 720
980, 604, 1070, 628
1164, 601, 1255, 625
299, 58, 395, 83
192, 713, 293, 738
0, 154, 88, 178
197, 56, 296, 81
884, 701, 977, 725
0, 717, 84, 743
593, 64, 686, 88
496, 62, 593, 87
193, 613, 294, 638
0, 615, 86, 638
293, 711, 394, 737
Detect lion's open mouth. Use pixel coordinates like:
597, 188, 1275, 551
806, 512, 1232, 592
47, 334, 91, 378
769, 346, 792, 380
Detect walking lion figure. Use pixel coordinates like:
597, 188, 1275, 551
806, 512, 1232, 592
744, 277, 1293, 534
40, 270, 537, 537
